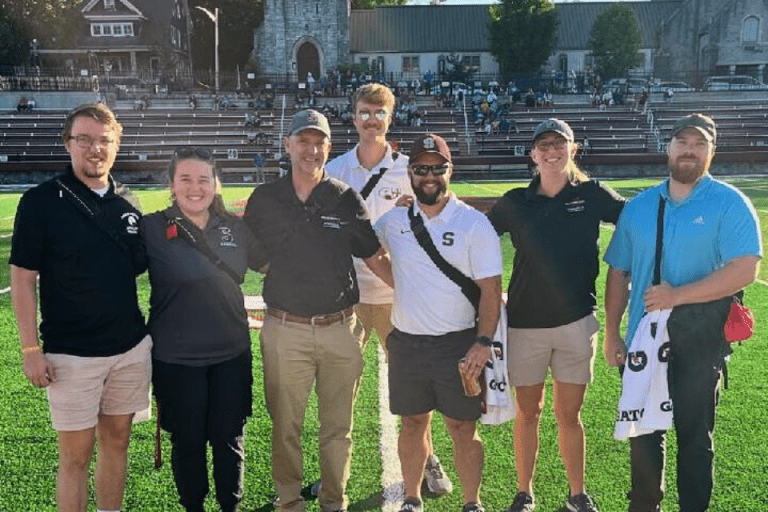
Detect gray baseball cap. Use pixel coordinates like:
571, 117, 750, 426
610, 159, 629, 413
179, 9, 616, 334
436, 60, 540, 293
671, 113, 716, 144
289, 109, 331, 139
532, 118, 574, 143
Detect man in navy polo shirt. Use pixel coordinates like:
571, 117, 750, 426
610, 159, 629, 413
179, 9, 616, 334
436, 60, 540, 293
604, 114, 762, 512
10, 103, 150, 512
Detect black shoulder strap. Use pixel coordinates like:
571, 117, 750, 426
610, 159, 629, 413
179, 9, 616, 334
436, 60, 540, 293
55, 178, 128, 252
359, 152, 399, 200
162, 210, 242, 284
654, 194, 665, 286
407, 204, 481, 311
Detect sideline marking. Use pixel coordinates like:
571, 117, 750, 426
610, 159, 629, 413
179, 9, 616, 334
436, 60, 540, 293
379, 344, 404, 511
0, 287, 10, 294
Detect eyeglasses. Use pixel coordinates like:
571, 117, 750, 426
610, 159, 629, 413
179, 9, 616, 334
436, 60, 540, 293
534, 139, 569, 151
68, 134, 117, 149
410, 164, 451, 176
173, 147, 214, 161
356, 109, 389, 121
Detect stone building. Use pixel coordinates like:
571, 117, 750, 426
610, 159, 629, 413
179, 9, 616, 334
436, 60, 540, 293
252, 0, 351, 81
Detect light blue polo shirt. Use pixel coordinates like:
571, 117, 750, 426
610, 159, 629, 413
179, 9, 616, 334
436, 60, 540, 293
604, 174, 762, 346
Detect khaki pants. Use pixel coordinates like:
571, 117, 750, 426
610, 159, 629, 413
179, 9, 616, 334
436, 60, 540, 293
354, 302, 393, 354
260, 314, 365, 512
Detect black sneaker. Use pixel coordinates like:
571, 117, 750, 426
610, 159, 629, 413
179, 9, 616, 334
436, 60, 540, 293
399, 496, 423, 512
505, 491, 534, 512
462, 502, 485, 512
566, 493, 598, 512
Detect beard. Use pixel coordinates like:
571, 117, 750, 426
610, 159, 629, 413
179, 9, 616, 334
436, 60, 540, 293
669, 155, 710, 184
413, 179, 447, 205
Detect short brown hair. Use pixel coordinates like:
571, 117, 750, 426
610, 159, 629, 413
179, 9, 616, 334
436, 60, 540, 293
62, 103, 123, 144
351, 83, 395, 112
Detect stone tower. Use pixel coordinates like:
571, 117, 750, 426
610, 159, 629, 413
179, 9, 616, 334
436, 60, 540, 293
253, 0, 350, 80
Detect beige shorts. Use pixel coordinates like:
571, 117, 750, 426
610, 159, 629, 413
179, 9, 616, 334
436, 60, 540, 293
354, 303, 393, 347
46, 335, 152, 432
508, 314, 599, 387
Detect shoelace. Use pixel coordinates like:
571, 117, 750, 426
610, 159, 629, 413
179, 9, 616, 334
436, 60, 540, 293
426, 462, 446, 480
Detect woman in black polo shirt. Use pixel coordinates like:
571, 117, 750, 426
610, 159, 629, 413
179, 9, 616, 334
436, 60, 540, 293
141, 148, 267, 512
487, 119, 625, 512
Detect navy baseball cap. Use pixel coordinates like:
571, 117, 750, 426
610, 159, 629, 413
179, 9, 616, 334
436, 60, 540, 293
532, 118, 574, 143
671, 113, 716, 144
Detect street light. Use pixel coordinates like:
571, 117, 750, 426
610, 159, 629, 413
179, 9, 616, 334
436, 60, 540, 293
195, 6, 219, 95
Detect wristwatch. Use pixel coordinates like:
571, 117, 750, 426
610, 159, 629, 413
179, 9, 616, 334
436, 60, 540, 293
476, 335, 493, 347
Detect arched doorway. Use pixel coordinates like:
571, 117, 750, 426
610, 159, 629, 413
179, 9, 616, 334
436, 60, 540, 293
297, 42, 320, 81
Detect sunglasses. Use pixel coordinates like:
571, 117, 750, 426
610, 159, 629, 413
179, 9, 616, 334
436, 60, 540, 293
356, 109, 389, 121
410, 164, 451, 176
173, 147, 214, 160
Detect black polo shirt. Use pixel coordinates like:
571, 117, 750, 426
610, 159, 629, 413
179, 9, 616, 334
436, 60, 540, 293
243, 172, 381, 316
488, 176, 625, 328
9, 167, 147, 356
142, 206, 268, 366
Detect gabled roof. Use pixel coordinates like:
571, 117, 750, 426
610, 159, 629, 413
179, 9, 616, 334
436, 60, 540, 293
81, 0, 145, 18
350, 2, 683, 53
351, 5, 491, 53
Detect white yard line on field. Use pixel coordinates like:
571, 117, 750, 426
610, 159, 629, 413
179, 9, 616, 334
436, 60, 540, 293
757, 279, 768, 287
0, 287, 10, 294
379, 344, 404, 511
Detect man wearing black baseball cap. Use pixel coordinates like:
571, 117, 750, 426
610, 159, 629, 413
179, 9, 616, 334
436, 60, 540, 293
244, 109, 391, 512
604, 113, 762, 512
375, 134, 503, 512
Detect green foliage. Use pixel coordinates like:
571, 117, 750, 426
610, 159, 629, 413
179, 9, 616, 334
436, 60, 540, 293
0, 0, 82, 61
487, 0, 558, 78
0, 6, 29, 66
351, 0, 407, 9
589, 4, 644, 79
190, 0, 264, 72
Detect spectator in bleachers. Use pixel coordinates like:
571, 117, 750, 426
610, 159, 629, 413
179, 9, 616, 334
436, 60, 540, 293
143, 147, 266, 512
488, 118, 625, 512
16, 96, 29, 112
665, 87, 674, 104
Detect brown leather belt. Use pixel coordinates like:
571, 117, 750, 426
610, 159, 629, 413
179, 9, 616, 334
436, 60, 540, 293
267, 306, 354, 326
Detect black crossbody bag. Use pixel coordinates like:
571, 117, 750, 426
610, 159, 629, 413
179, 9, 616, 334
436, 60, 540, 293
359, 152, 399, 200
406, 204, 480, 312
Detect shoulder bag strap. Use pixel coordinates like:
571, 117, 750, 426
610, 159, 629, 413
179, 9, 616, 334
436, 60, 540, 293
162, 210, 242, 284
55, 178, 128, 252
359, 152, 399, 199
654, 194, 665, 286
407, 204, 481, 311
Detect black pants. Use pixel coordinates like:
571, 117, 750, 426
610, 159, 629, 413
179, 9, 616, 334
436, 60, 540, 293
153, 351, 253, 512
628, 308, 727, 512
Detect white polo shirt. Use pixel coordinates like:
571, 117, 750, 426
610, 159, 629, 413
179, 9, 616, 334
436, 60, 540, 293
375, 193, 503, 336
326, 144, 412, 304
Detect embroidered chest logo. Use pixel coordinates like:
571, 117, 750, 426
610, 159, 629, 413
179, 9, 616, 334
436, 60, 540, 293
564, 198, 585, 213
321, 215, 342, 229
218, 226, 237, 247
379, 186, 402, 201
121, 212, 139, 234
692, 216, 705, 225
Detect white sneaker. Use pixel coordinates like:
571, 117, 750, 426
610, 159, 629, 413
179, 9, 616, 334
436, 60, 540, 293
423, 454, 453, 495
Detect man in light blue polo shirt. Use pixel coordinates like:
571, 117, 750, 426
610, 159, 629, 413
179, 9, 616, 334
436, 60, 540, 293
603, 113, 761, 512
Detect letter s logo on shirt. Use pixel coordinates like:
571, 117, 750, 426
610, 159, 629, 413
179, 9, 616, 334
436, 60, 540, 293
442, 232, 455, 246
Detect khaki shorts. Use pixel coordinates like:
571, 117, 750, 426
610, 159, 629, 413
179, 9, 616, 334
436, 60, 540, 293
508, 314, 599, 386
354, 303, 393, 348
46, 335, 152, 432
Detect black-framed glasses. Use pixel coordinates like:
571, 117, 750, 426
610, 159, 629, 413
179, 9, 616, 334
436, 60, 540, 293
68, 134, 117, 149
356, 109, 389, 121
534, 139, 569, 151
410, 164, 451, 176
173, 147, 214, 160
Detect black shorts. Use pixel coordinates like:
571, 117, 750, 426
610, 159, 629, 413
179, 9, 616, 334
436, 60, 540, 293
387, 327, 480, 421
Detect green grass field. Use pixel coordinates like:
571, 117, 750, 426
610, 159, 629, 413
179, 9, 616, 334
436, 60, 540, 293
1, 177, 767, 511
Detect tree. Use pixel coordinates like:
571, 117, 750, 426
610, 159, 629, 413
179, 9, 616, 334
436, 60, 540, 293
487, 0, 558, 79
589, 4, 643, 79
0, 0, 82, 66
189, 0, 264, 72
351, 0, 406, 9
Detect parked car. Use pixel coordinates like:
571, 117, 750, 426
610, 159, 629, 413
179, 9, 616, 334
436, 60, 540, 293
651, 81, 696, 93
605, 77, 649, 94
704, 75, 768, 91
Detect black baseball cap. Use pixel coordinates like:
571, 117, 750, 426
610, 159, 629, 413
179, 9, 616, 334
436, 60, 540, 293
532, 118, 574, 143
288, 109, 331, 138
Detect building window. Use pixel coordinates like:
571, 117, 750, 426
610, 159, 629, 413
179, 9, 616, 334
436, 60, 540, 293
91, 22, 134, 37
104, 0, 115, 9
360, 57, 369, 68
402, 56, 420, 73
461, 55, 481, 72
744, 16, 759, 43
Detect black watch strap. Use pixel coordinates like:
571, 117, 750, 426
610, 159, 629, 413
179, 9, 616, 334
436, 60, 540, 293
476, 336, 493, 347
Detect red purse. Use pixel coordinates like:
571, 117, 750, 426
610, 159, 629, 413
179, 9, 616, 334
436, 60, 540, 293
725, 295, 755, 343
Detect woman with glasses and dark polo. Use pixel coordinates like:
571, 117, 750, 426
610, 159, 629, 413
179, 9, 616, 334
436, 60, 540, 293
140, 147, 268, 512
487, 119, 625, 512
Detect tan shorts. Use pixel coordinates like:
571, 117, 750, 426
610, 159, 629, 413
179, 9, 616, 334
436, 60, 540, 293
354, 303, 393, 348
46, 335, 152, 432
508, 314, 599, 387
